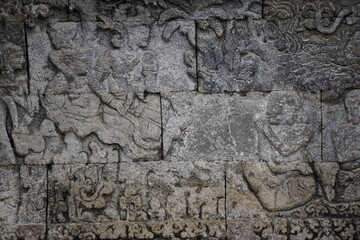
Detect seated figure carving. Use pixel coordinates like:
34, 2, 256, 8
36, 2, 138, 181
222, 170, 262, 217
244, 92, 316, 211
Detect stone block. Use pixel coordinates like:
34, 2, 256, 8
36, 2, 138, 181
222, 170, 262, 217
162, 91, 320, 162
227, 161, 360, 219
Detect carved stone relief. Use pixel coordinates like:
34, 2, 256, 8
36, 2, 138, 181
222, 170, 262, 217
1, 0, 360, 239
198, 0, 360, 92
228, 218, 360, 240
320, 89, 360, 204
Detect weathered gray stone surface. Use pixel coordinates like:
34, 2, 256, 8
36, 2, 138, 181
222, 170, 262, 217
1, 0, 360, 239
0, 0, 68, 23
162, 91, 320, 162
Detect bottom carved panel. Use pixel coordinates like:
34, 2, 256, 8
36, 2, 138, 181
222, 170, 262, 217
0, 224, 46, 240
228, 218, 360, 240
48, 221, 226, 239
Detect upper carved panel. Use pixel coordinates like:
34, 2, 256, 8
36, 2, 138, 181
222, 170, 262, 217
70, 0, 262, 22
0, 165, 47, 228
198, 0, 360, 92
28, 21, 196, 95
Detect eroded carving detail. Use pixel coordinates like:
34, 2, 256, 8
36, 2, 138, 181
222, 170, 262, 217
198, 0, 360, 92
318, 89, 360, 203
244, 92, 319, 211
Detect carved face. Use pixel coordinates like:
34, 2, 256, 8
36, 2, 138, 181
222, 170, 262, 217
345, 90, 360, 124
48, 23, 78, 49
128, 25, 150, 48
301, 1, 336, 29
266, 93, 301, 125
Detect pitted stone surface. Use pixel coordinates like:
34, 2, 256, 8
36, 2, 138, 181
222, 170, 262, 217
1, 0, 360, 239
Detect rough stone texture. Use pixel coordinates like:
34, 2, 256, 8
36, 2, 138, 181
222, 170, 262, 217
70, 0, 262, 22
1, 0, 360, 239
320, 89, 360, 204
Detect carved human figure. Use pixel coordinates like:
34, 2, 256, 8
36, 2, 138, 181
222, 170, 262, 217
330, 89, 360, 202
44, 23, 161, 161
0, 42, 28, 164
46, 22, 94, 95
244, 92, 316, 211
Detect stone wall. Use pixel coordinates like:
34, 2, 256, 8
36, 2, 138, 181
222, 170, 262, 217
0, 0, 360, 239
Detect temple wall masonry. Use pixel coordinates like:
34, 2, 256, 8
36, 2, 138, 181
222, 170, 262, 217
0, 0, 360, 239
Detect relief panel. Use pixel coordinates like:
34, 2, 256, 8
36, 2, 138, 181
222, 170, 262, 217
27, 21, 196, 95
228, 160, 360, 219
0, 91, 161, 164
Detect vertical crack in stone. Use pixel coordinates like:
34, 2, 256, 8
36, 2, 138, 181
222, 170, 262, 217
23, 23, 31, 96
195, 20, 199, 92
320, 90, 323, 164
45, 164, 50, 239
224, 167, 228, 237
159, 92, 164, 160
